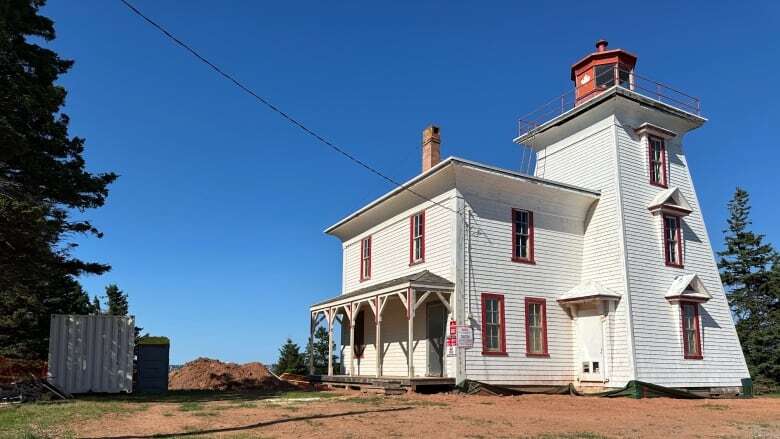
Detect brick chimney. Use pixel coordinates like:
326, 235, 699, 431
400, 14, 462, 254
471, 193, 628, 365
422, 125, 441, 173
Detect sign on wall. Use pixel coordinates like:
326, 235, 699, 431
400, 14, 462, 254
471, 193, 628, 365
456, 325, 474, 349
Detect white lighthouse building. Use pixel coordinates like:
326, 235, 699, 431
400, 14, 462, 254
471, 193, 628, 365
309, 41, 750, 395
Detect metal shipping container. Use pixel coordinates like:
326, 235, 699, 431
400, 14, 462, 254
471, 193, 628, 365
48, 314, 135, 394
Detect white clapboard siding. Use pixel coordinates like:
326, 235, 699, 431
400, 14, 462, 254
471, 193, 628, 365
614, 116, 749, 387
460, 187, 586, 385
341, 190, 456, 294
534, 115, 634, 386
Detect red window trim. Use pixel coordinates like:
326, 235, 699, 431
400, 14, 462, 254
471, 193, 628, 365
409, 210, 426, 266
648, 135, 668, 188
481, 293, 507, 356
680, 301, 703, 360
524, 297, 549, 357
359, 236, 371, 282
511, 209, 535, 264
663, 214, 684, 268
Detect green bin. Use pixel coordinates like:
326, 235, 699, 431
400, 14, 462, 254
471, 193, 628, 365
740, 378, 753, 398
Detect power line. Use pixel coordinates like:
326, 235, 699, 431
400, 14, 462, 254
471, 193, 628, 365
118, 0, 459, 216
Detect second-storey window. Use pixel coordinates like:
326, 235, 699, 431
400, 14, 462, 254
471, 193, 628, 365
481, 293, 506, 355
664, 215, 683, 267
681, 302, 702, 359
512, 209, 534, 263
649, 136, 667, 187
525, 297, 549, 356
360, 236, 371, 281
409, 211, 425, 264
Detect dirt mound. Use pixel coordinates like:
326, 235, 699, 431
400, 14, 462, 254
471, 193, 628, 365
168, 357, 284, 391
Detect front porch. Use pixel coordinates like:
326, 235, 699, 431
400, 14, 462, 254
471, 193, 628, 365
311, 375, 455, 393
308, 270, 455, 382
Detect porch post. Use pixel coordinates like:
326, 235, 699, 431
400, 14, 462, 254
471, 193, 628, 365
308, 313, 315, 375
327, 309, 334, 376
375, 296, 381, 377
407, 288, 415, 378
349, 303, 355, 376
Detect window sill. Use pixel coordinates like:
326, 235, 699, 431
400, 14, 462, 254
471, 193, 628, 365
665, 262, 684, 269
409, 259, 425, 267
511, 257, 536, 265
359, 277, 371, 283
650, 181, 668, 189
684, 355, 703, 360
481, 351, 508, 356
525, 353, 550, 358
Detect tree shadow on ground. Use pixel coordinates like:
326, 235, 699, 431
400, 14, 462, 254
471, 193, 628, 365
79, 406, 413, 439
78, 389, 313, 404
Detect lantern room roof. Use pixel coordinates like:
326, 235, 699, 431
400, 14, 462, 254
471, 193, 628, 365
570, 41, 638, 80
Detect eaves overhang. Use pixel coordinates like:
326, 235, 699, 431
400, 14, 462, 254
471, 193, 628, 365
324, 156, 600, 238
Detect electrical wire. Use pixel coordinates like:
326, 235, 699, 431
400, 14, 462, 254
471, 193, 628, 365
118, 0, 460, 217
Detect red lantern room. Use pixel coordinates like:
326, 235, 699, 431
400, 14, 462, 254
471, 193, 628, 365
571, 39, 637, 105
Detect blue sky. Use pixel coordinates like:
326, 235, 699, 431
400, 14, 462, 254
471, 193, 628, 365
42, 1, 779, 364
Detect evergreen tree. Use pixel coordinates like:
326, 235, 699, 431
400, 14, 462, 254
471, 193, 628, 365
0, 0, 117, 359
105, 284, 129, 316
303, 326, 337, 375
273, 338, 306, 375
91, 296, 102, 314
718, 187, 780, 387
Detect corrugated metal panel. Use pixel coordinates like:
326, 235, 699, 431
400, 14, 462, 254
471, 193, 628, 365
47, 314, 135, 394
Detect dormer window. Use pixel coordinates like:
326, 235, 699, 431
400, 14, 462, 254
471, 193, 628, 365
409, 211, 425, 265
664, 215, 683, 267
512, 209, 535, 264
649, 136, 667, 187
360, 236, 371, 281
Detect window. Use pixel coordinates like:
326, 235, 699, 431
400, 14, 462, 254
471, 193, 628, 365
353, 310, 366, 359
409, 211, 425, 265
648, 136, 667, 187
663, 215, 683, 267
594, 63, 629, 89
680, 302, 702, 359
525, 297, 549, 356
360, 236, 371, 281
512, 209, 535, 263
481, 293, 506, 355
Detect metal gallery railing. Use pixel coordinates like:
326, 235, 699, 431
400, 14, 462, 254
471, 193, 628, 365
517, 65, 701, 139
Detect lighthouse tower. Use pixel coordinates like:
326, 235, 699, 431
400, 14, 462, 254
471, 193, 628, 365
515, 42, 749, 391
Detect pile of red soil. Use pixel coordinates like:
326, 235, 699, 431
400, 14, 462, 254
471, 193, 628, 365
168, 358, 285, 391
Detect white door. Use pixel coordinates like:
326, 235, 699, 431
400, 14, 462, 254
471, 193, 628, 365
576, 305, 604, 382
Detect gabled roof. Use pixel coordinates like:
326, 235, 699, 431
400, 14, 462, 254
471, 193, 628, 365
558, 280, 621, 304
311, 270, 453, 308
648, 187, 693, 215
665, 274, 712, 303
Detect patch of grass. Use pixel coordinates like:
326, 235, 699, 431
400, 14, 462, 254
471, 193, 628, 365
404, 399, 449, 407
759, 392, 780, 398
340, 395, 385, 405
278, 390, 337, 399
233, 401, 257, 408
533, 433, 611, 439
701, 403, 729, 411
0, 400, 144, 439
178, 401, 205, 412
192, 411, 219, 417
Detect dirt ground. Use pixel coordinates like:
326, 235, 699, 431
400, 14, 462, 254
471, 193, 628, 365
65, 390, 780, 439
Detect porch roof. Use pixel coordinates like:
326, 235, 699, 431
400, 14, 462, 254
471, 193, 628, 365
311, 270, 453, 309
